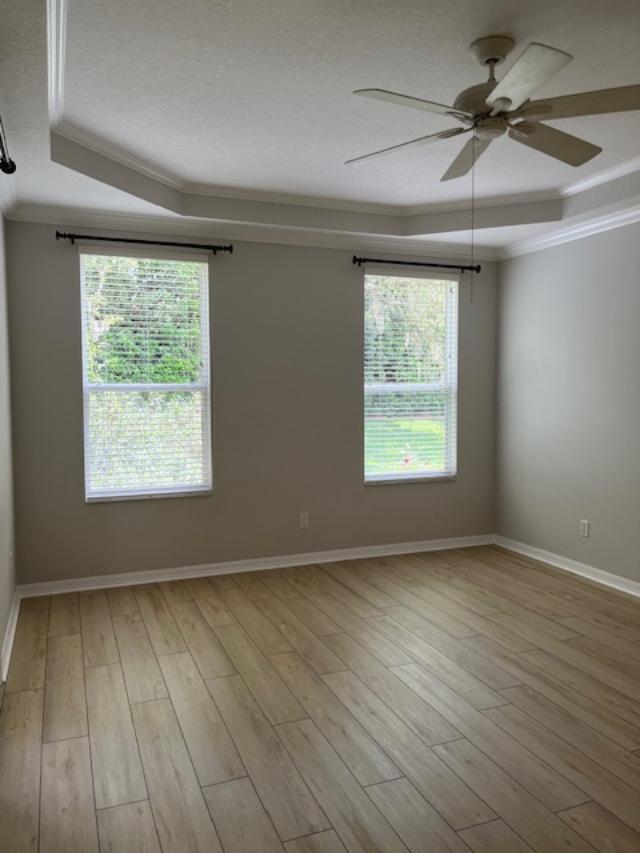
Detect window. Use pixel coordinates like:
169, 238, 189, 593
364, 269, 458, 482
80, 250, 211, 501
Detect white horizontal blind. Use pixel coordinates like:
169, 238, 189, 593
80, 251, 211, 500
364, 271, 458, 482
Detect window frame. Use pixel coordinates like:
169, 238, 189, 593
79, 245, 213, 503
362, 266, 459, 485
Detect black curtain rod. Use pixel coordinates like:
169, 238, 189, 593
352, 255, 480, 274
56, 231, 233, 255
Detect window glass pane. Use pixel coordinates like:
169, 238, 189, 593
82, 255, 205, 385
365, 389, 453, 478
86, 390, 208, 495
81, 252, 211, 499
365, 276, 448, 385
364, 274, 457, 482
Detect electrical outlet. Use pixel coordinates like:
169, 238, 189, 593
299, 512, 309, 529
579, 519, 590, 538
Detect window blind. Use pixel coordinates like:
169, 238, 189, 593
80, 250, 211, 500
364, 270, 458, 482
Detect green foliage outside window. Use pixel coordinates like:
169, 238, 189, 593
83, 254, 204, 385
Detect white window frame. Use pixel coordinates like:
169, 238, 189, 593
79, 246, 213, 502
363, 266, 459, 485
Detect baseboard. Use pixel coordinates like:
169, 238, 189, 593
16, 534, 494, 599
494, 535, 640, 599
12, 530, 638, 611
1, 592, 20, 683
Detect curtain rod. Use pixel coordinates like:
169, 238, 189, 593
352, 255, 480, 274
55, 231, 233, 255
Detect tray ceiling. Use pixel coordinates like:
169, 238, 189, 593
1, 0, 639, 255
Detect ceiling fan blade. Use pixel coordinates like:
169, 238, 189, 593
508, 122, 602, 166
441, 135, 493, 181
346, 127, 468, 166
515, 84, 640, 120
486, 43, 572, 112
354, 88, 472, 122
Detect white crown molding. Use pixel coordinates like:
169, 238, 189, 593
49, 128, 640, 253
50, 126, 640, 220
16, 535, 494, 598
47, 0, 67, 125
499, 204, 640, 259
0, 592, 19, 682
54, 122, 185, 191
8, 203, 500, 261
495, 536, 640, 599
407, 189, 561, 216
560, 155, 640, 197
53, 123, 569, 220
35, 4, 640, 258
184, 180, 401, 216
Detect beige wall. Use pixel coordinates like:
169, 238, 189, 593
0, 216, 15, 654
7, 222, 497, 584
497, 223, 640, 584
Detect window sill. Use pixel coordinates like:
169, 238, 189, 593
365, 475, 457, 486
86, 487, 212, 504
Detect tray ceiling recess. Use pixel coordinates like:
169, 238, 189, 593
2, 1, 640, 256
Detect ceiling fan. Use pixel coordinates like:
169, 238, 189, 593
346, 35, 640, 181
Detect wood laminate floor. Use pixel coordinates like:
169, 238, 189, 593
1, 545, 640, 852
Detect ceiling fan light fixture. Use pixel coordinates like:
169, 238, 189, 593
475, 116, 508, 140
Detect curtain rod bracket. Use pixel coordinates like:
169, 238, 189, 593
55, 231, 233, 255
352, 255, 480, 274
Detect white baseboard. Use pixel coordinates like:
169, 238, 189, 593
1, 593, 20, 683
16, 534, 494, 599
494, 535, 640, 599
9, 530, 638, 641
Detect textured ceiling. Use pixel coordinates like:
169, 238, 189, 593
62, 0, 640, 206
1, 0, 639, 252
0, 1, 164, 216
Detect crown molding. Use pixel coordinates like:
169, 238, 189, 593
183, 180, 401, 215
407, 189, 561, 216
52, 131, 557, 240
560, 155, 640, 197
54, 122, 185, 191
39, 0, 640, 255
499, 204, 640, 259
7, 203, 499, 261
47, 121, 640, 222
47, 0, 67, 125
50, 124, 565, 219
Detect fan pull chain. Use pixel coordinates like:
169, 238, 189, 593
470, 131, 476, 303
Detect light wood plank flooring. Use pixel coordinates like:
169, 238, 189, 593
2, 545, 640, 852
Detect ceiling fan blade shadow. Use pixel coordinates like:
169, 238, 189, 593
354, 89, 472, 122
346, 127, 468, 165
515, 84, 640, 120
441, 135, 492, 181
486, 43, 572, 112
508, 122, 601, 166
